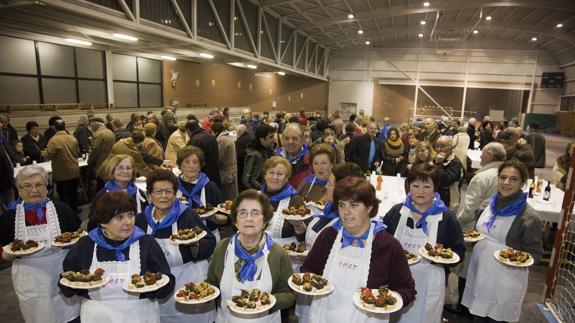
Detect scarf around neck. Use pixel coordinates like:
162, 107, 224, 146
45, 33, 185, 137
332, 219, 386, 248
234, 233, 274, 282
144, 199, 187, 236
105, 180, 138, 197
260, 184, 298, 204
303, 174, 329, 186
403, 192, 448, 235
178, 172, 209, 207
88, 226, 145, 261
485, 192, 527, 230
10, 198, 49, 222
276, 144, 309, 164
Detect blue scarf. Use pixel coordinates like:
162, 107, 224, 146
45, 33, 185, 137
316, 201, 338, 220
9, 198, 49, 222
144, 199, 187, 236
333, 219, 386, 248
88, 226, 145, 261
234, 233, 274, 282
485, 192, 527, 230
105, 180, 138, 197
303, 174, 329, 186
178, 172, 210, 207
260, 184, 298, 204
403, 193, 448, 235
276, 144, 309, 164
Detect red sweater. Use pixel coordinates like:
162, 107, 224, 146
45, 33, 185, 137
301, 226, 416, 305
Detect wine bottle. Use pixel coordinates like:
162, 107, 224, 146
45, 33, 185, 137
543, 181, 551, 201
528, 180, 535, 198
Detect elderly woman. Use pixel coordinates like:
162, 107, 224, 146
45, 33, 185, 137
88, 154, 148, 231
462, 160, 543, 323
60, 191, 175, 322
381, 127, 407, 176
296, 143, 335, 202
0, 165, 81, 323
135, 169, 216, 323
206, 189, 295, 322
176, 146, 226, 240
301, 177, 416, 323
382, 163, 465, 323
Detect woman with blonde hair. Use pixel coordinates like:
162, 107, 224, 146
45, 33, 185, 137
410, 141, 436, 169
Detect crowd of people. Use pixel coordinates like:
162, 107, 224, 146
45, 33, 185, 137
0, 103, 572, 323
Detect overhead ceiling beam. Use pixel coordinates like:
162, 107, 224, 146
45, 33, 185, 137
262, 0, 302, 8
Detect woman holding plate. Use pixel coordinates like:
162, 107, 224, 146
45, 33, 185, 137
0, 165, 82, 323
60, 191, 175, 323
296, 143, 335, 203
301, 176, 416, 323
382, 163, 465, 323
206, 189, 295, 323
462, 160, 543, 323
135, 169, 216, 323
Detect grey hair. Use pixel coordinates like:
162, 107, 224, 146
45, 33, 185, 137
437, 135, 454, 148
483, 142, 506, 161
168, 98, 179, 106
284, 122, 304, 138
236, 124, 248, 137
78, 115, 89, 126
15, 165, 49, 187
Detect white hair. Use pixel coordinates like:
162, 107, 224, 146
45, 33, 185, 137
15, 165, 49, 187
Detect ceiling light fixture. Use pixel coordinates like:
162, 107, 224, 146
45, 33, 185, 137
358, 29, 364, 34
277, 71, 286, 76
485, 16, 492, 21
365, 40, 371, 45
199, 52, 214, 59
246, 64, 257, 69
423, 2, 430, 7
112, 33, 138, 42
556, 23, 563, 28
418, 33, 424, 38
161, 55, 177, 61
65, 38, 92, 46
347, 14, 355, 19
531, 37, 538, 42
473, 29, 479, 34
420, 20, 426, 25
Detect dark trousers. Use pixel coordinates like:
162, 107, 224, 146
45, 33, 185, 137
458, 277, 466, 305
473, 315, 507, 323
56, 178, 79, 210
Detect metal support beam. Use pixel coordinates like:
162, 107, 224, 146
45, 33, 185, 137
257, 6, 262, 56
526, 50, 539, 113
117, 0, 135, 22
192, 0, 197, 37
262, 13, 279, 62
169, 0, 193, 38
236, 0, 258, 57
208, 0, 232, 49
133, 0, 140, 23
230, 0, 235, 49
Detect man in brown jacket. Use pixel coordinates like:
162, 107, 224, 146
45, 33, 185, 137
88, 117, 116, 189
165, 122, 188, 165
42, 119, 80, 210
106, 129, 155, 178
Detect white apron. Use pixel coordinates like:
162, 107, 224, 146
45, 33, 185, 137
309, 222, 387, 323
12, 201, 81, 323
178, 184, 221, 242
266, 196, 299, 272
81, 240, 160, 323
461, 207, 527, 322
393, 206, 444, 323
216, 237, 281, 323
146, 218, 215, 323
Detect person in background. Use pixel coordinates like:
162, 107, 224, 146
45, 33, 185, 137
312, 125, 345, 164
0, 116, 15, 205
186, 120, 222, 187
276, 123, 313, 188
141, 123, 164, 170
165, 122, 189, 166
105, 113, 115, 132
553, 142, 573, 191
479, 121, 494, 150
240, 108, 259, 137
379, 117, 392, 141
147, 112, 169, 149
446, 119, 460, 137
112, 119, 131, 141
467, 118, 477, 149
212, 121, 239, 201
497, 128, 534, 176
44, 115, 62, 143
74, 115, 92, 155
411, 141, 436, 169
526, 122, 546, 172
303, 128, 313, 147
299, 109, 308, 126
11, 139, 30, 166
381, 127, 407, 176
235, 124, 252, 192
21, 121, 48, 163
88, 118, 116, 190
222, 107, 235, 130
108, 129, 155, 177
453, 126, 471, 172
297, 143, 335, 202
421, 118, 441, 147
162, 98, 179, 134
434, 136, 463, 210
400, 123, 410, 147
243, 123, 276, 190
346, 122, 382, 173
407, 130, 420, 165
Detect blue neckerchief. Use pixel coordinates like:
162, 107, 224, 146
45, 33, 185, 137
276, 144, 309, 164
260, 184, 298, 203
105, 180, 138, 197
234, 233, 274, 282
144, 199, 187, 236
303, 174, 329, 186
9, 198, 49, 222
485, 192, 527, 230
332, 219, 386, 248
403, 193, 448, 235
178, 172, 209, 207
368, 139, 375, 166
88, 226, 146, 261
316, 201, 338, 220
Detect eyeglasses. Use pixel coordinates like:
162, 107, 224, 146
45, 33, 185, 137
237, 209, 263, 219
112, 211, 135, 222
19, 183, 46, 191
267, 171, 286, 178
151, 188, 176, 196
115, 166, 133, 172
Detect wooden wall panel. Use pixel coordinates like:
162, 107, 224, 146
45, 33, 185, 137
372, 84, 414, 124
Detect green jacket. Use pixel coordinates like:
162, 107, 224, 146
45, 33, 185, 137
206, 237, 295, 313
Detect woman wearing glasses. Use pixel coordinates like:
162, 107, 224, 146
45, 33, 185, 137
296, 143, 335, 203
88, 154, 148, 231
135, 169, 216, 323
1, 165, 82, 323
60, 191, 175, 323
207, 189, 295, 323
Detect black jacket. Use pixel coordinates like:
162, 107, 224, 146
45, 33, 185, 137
74, 124, 91, 154
235, 132, 253, 191
21, 133, 48, 163
437, 154, 463, 208
346, 134, 382, 172
187, 129, 222, 187
0, 142, 14, 192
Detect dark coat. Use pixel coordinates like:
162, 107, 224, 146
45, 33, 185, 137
346, 134, 382, 172
187, 129, 222, 187
21, 133, 48, 163
437, 154, 463, 208
74, 124, 91, 154
235, 133, 253, 191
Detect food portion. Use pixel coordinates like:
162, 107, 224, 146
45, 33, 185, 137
283, 241, 307, 254
404, 250, 419, 264
359, 285, 398, 309
129, 272, 163, 289
290, 273, 331, 294
463, 230, 484, 242
170, 227, 205, 242
498, 248, 532, 264
282, 206, 311, 218
9, 239, 39, 252
54, 229, 86, 244
61, 268, 106, 286
218, 200, 233, 211
230, 289, 272, 311
175, 281, 218, 303
193, 204, 215, 215
423, 243, 454, 259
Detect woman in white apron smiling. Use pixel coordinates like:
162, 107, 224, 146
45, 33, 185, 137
176, 146, 227, 241
135, 169, 217, 323
206, 189, 295, 323
1, 165, 82, 323
296, 144, 334, 203
301, 177, 416, 323
382, 163, 465, 323
60, 191, 175, 323
462, 160, 543, 323
88, 154, 148, 231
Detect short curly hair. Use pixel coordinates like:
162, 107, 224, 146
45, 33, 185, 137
310, 143, 336, 165
177, 145, 206, 168
230, 189, 275, 225
263, 156, 292, 179
333, 176, 380, 218
93, 191, 136, 225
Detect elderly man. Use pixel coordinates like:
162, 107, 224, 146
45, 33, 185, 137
497, 127, 534, 167
21, 121, 48, 163
87, 117, 116, 190
186, 120, 222, 186
108, 129, 155, 177
467, 118, 477, 149
73, 115, 91, 154
165, 121, 188, 165
42, 119, 80, 210
161, 98, 179, 134
421, 118, 441, 147
275, 123, 313, 187
434, 135, 463, 210
240, 108, 259, 137
147, 112, 169, 149
526, 122, 546, 170
332, 117, 345, 141
44, 116, 62, 143
346, 122, 382, 173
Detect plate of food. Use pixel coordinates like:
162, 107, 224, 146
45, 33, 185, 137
193, 205, 218, 219
463, 230, 485, 243
305, 200, 326, 211
60, 268, 108, 289
288, 273, 333, 296
52, 230, 87, 247
227, 289, 276, 315
2, 239, 44, 256
169, 228, 207, 245
404, 250, 420, 266
216, 200, 233, 215
354, 285, 403, 314
123, 272, 170, 293
283, 241, 309, 257
282, 206, 312, 221
494, 248, 534, 267
177, 197, 189, 204
175, 281, 220, 304
419, 243, 460, 264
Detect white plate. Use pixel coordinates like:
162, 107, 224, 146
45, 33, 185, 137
52, 232, 87, 248
169, 230, 207, 245
216, 207, 231, 215
463, 232, 485, 243
174, 284, 220, 304
226, 293, 276, 315
419, 247, 461, 264
123, 274, 170, 293
406, 252, 421, 266
282, 213, 313, 221
353, 289, 403, 315
493, 249, 534, 268
305, 201, 325, 211
2, 241, 45, 256
286, 249, 309, 258
60, 273, 109, 290
194, 209, 219, 219
287, 274, 333, 296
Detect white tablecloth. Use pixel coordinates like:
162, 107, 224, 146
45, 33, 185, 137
525, 183, 567, 223
13, 158, 89, 177
367, 175, 406, 219
467, 149, 482, 169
